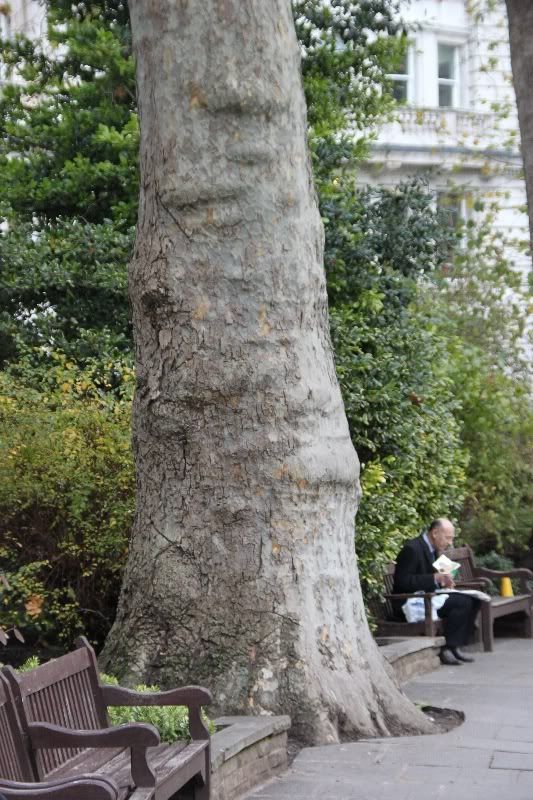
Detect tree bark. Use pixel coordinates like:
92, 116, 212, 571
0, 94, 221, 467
506, 0, 533, 259
101, 0, 432, 743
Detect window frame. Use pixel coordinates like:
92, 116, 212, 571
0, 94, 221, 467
436, 190, 468, 232
388, 46, 415, 105
437, 42, 461, 109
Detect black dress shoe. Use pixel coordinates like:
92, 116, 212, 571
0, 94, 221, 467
439, 647, 462, 666
450, 647, 475, 663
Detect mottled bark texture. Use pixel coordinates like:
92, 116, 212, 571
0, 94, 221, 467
506, 0, 533, 259
101, 0, 433, 743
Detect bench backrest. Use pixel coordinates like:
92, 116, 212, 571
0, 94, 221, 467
448, 545, 475, 581
0, 673, 34, 783
366, 564, 396, 622
3, 641, 109, 780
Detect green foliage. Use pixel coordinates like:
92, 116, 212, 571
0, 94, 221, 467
445, 339, 532, 556
474, 550, 515, 573
322, 178, 467, 596
0, 0, 136, 367
293, 0, 406, 137
425, 205, 533, 558
0, 1, 136, 226
0, 217, 133, 365
473, 551, 525, 596
294, 0, 408, 180
100, 674, 215, 743
0, 356, 134, 645
16, 656, 41, 672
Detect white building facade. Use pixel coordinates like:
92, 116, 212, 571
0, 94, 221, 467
359, 0, 530, 282
0, 0, 46, 83
0, 0, 45, 42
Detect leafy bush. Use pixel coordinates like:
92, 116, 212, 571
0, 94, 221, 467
427, 204, 533, 558
0, 217, 133, 366
0, 356, 134, 647
323, 179, 467, 598
474, 550, 526, 596
15, 656, 41, 672
95, 674, 215, 742
475, 550, 516, 573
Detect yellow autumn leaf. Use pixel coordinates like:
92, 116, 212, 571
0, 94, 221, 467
25, 594, 45, 618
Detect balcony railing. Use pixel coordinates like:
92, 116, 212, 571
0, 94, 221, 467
375, 106, 513, 154
396, 106, 494, 138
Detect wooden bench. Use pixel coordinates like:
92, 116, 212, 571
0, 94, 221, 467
373, 547, 533, 653
0, 671, 119, 800
372, 563, 445, 639
2, 638, 211, 800
448, 545, 533, 652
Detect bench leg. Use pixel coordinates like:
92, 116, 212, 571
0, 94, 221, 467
524, 608, 533, 639
481, 603, 494, 652
193, 780, 209, 800
193, 755, 210, 800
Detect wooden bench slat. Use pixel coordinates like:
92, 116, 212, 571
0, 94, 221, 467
2, 639, 211, 800
47, 741, 208, 800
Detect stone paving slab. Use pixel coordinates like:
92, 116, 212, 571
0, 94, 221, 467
496, 723, 533, 742
491, 751, 533, 770
244, 638, 533, 800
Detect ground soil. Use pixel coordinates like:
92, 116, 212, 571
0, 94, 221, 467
420, 705, 465, 733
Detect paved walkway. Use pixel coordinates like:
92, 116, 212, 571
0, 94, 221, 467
244, 638, 533, 800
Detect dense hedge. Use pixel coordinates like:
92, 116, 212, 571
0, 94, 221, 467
0, 358, 134, 644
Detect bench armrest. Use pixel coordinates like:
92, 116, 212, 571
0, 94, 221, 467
384, 592, 438, 600
474, 566, 533, 580
383, 592, 439, 636
455, 579, 492, 589
28, 721, 159, 749
473, 566, 533, 593
101, 685, 212, 708
101, 685, 212, 740
0, 775, 119, 800
27, 723, 159, 788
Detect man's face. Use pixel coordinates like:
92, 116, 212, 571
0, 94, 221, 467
431, 523, 455, 552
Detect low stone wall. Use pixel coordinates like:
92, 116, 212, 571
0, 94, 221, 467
377, 636, 445, 683
176, 715, 290, 800
211, 715, 290, 800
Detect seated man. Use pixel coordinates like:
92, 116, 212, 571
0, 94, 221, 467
393, 518, 480, 666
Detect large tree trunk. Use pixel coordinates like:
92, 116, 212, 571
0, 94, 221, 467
506, 0, 533, 259
101, 0, 432, 744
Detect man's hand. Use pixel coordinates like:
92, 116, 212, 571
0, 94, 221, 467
436, 572, 455, 588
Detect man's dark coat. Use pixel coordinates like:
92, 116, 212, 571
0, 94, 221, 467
392, 534, 437, 595
392, 533, 480, 648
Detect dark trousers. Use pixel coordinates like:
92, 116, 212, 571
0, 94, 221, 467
437, 593, 480, 648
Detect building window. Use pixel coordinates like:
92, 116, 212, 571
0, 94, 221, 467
0, 7, 10, 38
389, 50, 412, 104
437, 192, 463, 230
438, 44, 459, 108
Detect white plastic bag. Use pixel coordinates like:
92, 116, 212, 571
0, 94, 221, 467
402, 593, 449, 623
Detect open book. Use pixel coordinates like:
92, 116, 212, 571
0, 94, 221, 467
435, 588, 491, 602
432, 554, 491, 602
433, 553, 461, 574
